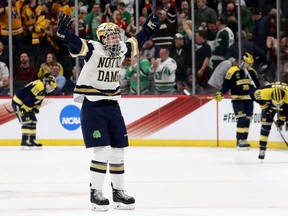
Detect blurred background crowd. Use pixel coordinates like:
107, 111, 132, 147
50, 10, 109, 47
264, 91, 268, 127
1, 0, 288, 96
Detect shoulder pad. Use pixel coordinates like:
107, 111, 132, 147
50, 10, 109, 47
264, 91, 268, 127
31, 80, 45, 96
225, 66, 238, 80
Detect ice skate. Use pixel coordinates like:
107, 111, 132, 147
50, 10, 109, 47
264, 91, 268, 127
112, 186, 135, 210
21, 140, 36, 150
30, 140, 43, 150
236, 140, 250, 151
90, 189, 109, 212
258, 150, 266, 160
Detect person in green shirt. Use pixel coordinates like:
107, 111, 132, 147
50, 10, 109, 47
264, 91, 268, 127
85, 3, 103, 40
125, 51, 151, 95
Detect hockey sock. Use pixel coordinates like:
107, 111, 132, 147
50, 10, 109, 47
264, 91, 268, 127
109, 147, 125, 190
90, 146, 110, 190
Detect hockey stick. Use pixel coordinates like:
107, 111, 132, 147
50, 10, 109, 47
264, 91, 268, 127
266, 112, 288, 147
3, 104, 15, 114
244, 68, 256, 88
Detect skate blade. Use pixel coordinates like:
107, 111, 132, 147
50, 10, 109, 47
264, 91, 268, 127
91, 203, 109, 212
236, 147, 250, 151
21, 146, 38, 150
113, 202, 135, 210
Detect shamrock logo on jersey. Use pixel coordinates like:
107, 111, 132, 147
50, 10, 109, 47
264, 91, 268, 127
93, 130, 101, 138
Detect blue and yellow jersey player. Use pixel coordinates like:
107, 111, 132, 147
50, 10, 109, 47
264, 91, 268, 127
11, 75, 57, 150
214, 52, 260, 150
250, 82, 288, 160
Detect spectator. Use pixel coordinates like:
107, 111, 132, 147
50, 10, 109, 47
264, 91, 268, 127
13, 52, 38, 92
63, 65, 81, 95
195, 0, 217, 30
177, 0, 191, 32
222, 2, 238, 38
48, 64, 66, 95
235, 0, 253, 39
206, 21, 217, 50
0, 40, 9, 66
152, 9, 175, 48
252, 9, 269, 54
0, 76, 10, 96
225, 30, 267, 66
211, 15, 234, 69
116, 1, 131, 25
38, 53, 64, 79
14, 52, 37, 82
177, 70, 205, 95
194, 30, 212, 91
170, 33, 191, 91
149, 47, 177, 95
71, 3, 88, 38
142, 37, 160, 61
0, 0, 25, 52
126, 52, 151, 95
0, 61, 9, 92
21, 0, 42, 46
0, 61, 9, 84
85, 3, 103, 40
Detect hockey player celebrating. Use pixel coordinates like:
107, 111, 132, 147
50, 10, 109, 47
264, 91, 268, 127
214, 52, 260, 150
11, 75, 57, 150
250, 82, 288, 160
56, 13, 159, 211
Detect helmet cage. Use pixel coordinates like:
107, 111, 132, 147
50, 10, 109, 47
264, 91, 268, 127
103, 31, 122, 55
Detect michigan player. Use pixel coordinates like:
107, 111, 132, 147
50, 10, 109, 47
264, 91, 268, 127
56, 13, 159, 211
250, 82, 288, 160
11, 75, 57, 150
214, 52, 260, 150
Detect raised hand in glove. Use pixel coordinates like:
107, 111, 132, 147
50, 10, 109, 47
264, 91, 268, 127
275, 119, 285, 128
214, 92, 223, 102
142, 13, 160, 34
56, 13, 72, 40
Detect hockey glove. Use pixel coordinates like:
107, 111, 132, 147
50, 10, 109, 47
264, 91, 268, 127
32, 108, 40, 114
260, 103, 273, 114
56, 13, 72, 40
275, 119, 285, 128
214, 92, 223, 102
142, 13, 160, 34
21, 104, 32, 112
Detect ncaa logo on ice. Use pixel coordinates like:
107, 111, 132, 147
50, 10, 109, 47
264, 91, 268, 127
60, 105, 81, 130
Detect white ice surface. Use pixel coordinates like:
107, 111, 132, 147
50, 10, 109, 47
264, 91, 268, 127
0, 146, 288, 216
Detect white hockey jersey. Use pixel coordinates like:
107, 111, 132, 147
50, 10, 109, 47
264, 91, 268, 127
72, 40, 127, 103
153, 57, 177, 92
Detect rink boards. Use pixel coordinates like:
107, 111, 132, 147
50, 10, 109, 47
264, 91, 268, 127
0, 96, 287, 149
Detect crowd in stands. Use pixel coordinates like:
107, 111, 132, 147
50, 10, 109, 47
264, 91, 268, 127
1, 0, 288, 96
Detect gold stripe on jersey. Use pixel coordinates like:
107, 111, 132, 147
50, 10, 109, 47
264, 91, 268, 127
74, 85, 121, 97
13, 95, 24, 106
236, 127, 249, 133
22, 129, 36, 134
236, 79, 252, 85
260, 135, 268, 142
70, 39, 89, 57
127, 37, 139, 57
231, 95, 251, 100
